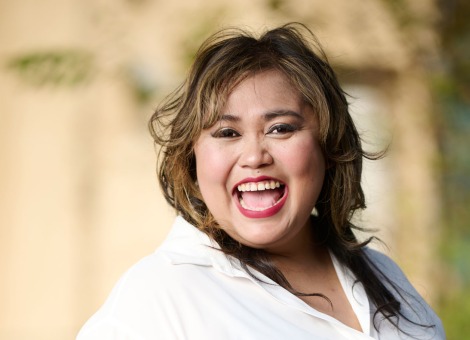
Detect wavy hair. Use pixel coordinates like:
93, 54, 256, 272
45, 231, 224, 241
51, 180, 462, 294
149, 23, 431, 333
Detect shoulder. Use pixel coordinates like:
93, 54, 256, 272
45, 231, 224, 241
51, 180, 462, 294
76, 253, 165, 340
363, 248, 446, 339
77, 217, 224, 339
363, 247, 428, 304
363, 248, 408, 282
93, 246, 214, 310
77, 250, 206, 340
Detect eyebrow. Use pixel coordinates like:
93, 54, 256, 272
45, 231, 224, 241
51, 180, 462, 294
218, 114, 240, 122
219, 110, 304, 122
264, 110, 304, 121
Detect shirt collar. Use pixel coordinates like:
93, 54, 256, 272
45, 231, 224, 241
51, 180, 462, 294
158, 216, 241, 276
158, 216, 373, 337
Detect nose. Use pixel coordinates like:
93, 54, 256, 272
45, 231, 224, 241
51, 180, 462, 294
237, 136, 273, 169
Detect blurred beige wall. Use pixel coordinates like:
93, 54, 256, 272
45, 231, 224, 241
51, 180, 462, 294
0, 0, 441, 339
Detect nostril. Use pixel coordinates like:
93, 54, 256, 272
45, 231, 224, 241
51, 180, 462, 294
238, 144, 273, 168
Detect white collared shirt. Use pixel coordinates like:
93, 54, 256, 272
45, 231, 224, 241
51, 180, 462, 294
77, 216, 444, 340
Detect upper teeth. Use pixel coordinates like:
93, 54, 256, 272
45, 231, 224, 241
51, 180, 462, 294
237, 181, 281, 192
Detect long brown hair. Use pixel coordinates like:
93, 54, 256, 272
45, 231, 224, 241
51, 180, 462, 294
149, 23, 432, 333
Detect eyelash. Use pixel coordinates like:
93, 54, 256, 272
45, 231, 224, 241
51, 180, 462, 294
211, 124, 298, 138
267, 123, 298, 134
211, 128, 240, 138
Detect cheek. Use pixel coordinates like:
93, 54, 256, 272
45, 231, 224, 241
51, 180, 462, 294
194, 141, 232, 196
277, 138, 325, 177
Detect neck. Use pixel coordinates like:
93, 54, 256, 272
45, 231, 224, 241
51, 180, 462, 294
269, 244, 329, 275
266, 218, 329, 273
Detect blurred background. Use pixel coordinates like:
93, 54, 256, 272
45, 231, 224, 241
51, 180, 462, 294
0, 0, 468, 339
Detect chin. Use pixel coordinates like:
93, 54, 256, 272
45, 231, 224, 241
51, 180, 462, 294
231, 227, 286, 250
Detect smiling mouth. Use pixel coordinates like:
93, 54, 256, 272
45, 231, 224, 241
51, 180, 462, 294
236, 180, 286, 211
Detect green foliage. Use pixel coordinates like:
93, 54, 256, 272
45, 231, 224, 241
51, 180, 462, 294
438, 0, 470, 101
266, 0, 285, 12
6, 49, 94, 87
434, 1, 470, 338
380, 0, 415, 28
124, 62, 159, 104
438, 287, 470, 339
180, 15, 223, 70
435, 0, 470, 236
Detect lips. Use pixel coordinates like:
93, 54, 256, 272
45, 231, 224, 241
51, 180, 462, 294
233, 177, 287, 218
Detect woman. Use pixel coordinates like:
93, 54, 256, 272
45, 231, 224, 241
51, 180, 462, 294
77, 23, 444, 339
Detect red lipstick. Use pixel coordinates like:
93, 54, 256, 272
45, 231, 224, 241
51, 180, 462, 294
232, 176, 288, 218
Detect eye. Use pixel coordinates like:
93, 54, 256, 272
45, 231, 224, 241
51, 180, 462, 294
267, 124, 297, 135
211, 128, 240, 138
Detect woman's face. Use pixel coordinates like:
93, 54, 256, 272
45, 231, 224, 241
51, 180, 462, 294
194, 70, 325, 254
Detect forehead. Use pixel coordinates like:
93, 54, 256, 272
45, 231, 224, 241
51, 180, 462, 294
222, 70, 303, 113
199, 69, 306, 129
